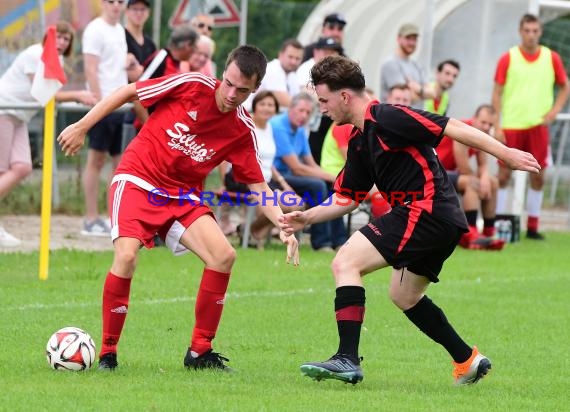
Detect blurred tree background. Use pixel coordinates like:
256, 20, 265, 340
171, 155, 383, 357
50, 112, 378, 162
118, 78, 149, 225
158, 0, 319, 71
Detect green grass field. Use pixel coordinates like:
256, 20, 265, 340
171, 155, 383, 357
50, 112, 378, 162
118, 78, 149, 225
1, 233, 568, 411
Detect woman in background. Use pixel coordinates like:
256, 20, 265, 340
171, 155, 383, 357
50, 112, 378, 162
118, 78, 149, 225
0, 21, 96, 247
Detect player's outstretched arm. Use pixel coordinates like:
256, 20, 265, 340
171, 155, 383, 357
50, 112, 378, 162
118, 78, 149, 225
248, 182, 300, 265
444, 118, 540, 174
57, 83, 138, 156
280, 193, 358, 234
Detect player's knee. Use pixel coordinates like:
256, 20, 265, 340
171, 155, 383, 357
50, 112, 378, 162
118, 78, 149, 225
212, 244, 237, 269
113, 249, 138, 273
388, 286, 420, 310
330, 252, 358, 281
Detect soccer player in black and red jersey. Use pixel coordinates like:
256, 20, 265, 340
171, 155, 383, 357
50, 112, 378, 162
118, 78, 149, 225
58, 45, 299, 372
281, 55, 540, 385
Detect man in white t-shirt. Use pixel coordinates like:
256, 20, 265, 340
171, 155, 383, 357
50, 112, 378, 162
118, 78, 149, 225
245, 38, 303, 111
81, 0, 129, 236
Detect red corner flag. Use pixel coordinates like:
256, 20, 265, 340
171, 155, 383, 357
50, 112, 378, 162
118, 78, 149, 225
31, 26, 67, 105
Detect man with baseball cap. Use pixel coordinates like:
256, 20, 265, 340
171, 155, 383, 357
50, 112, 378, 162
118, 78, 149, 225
302, 13, 347, 62
297, 37, 343, 90
380, 22, 435, 108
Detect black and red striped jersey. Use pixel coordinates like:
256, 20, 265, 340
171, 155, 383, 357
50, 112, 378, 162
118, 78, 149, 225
334, 102, 468, 230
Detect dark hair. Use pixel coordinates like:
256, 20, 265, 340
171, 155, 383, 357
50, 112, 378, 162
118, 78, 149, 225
310, 55, 365, 92
474, 104, 495, 117
280, 38, 303, 53
43, 21, 74, 57
520, 13, 540, 28
437, 59, 460, 72
168, 26, 198, 49
225, 45, 267, 88
252, 90, 279, 114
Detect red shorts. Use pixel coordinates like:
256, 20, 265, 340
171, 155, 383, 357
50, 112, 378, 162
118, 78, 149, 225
108, 180, 213, 254
503, 125, 549, 168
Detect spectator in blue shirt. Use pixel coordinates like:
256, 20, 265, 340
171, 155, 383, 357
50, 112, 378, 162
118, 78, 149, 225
271, 92, 346, 251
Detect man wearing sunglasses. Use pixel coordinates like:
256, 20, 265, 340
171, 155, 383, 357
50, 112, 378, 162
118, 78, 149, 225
190, 13, 216, 77
302, 13, 347, 63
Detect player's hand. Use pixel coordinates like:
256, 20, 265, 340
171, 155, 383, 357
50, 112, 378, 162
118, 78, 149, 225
57, 123, 87, 156
543, 110, 557, 125
279, 211, 308, 235
76, 90, 98, 106
279, 231, 299, 266
478, 175, 492, 199
503, 147, 541, 174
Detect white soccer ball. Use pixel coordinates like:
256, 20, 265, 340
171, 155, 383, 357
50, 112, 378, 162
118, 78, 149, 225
46, 326, 96, 371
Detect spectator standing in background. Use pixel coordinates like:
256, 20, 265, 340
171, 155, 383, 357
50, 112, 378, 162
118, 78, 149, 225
190, 13, 216, 77
302, 13, 347, 63
124, 0, 156, 81
0, 22, 96, 247
122, 0, 156, 150
380, 23, 434, 108
424, 59, 460, 116
81, 0, 129, 236
492, 13, 569, 240
245, 38, 304, 111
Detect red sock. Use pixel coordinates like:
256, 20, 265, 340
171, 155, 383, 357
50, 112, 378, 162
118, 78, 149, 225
527, 216, 539, 232
191, 268, 231, 355
101, 272, 131, 357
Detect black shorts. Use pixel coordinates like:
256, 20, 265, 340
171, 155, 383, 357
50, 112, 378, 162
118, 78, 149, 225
360, 206, 462, 282
88, 111, 124, 156
446, 170, 459, 192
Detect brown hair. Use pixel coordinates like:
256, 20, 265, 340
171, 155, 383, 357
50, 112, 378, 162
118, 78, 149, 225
388, 83, 410, 94
520, 13, 541, 28
280, 38, 303, 53
252, 90, 279, 114
474, 104, 495, 117
310, 55, 365, 92
225, 45, 267, 88
43, 21, 74, 57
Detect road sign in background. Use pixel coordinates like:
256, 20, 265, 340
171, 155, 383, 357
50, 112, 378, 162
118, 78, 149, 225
170, 0, 240, 28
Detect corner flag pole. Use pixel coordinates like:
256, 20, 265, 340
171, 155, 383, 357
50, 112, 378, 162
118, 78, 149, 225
39, 98, 56, 281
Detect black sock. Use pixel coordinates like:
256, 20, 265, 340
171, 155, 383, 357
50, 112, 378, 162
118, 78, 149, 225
464, 210, 478, 228
483, 218, 495, 231
403, 295, 471, 363
334, 286, 365, 361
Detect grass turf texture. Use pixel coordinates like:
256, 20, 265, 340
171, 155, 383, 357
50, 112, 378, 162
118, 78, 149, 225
0, 233, 568, 411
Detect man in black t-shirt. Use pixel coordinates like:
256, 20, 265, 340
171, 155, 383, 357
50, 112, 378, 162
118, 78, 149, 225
124, 0, 156, 81
281, 56, 540, 386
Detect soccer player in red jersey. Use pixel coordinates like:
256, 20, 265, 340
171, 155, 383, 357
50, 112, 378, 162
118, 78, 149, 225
58, 45, 299, 372
281, 56, 540, 385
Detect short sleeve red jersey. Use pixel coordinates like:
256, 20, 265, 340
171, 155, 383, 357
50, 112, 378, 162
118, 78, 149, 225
494, 47, 567, 86
115, 72, 264, 197
331, 124, 354, 149
435, 118, 478, 171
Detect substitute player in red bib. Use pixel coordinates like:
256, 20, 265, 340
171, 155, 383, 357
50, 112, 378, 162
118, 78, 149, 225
492, 13, 569, 239
281, 56, 540, 385
58, 45, 299, 372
